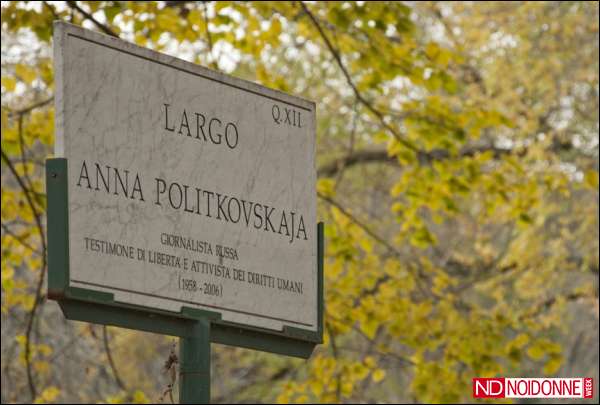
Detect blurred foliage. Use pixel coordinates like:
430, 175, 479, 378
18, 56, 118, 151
1, 1, 598, 403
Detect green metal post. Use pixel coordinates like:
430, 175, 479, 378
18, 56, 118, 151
179, 318, 211, 404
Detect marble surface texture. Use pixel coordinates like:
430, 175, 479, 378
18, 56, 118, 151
54, 22, 317, 332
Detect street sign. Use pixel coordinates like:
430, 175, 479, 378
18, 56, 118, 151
47, 20, 322, 379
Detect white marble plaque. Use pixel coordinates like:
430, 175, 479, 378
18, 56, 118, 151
53, 22, 317, 332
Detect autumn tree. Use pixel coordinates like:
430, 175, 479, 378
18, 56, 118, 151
1, 1, 598, 403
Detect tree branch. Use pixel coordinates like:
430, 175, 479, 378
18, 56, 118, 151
102, 326, 127, 392
429, 4, 487, 94
318, 144, 514, 177
318, 192, 432, 298
317, 136, 578, 178
5, 97, 54, 119
520, 292, 590, 320
299, 1, 418, 152
318, 150, 397, 177
1, 222, 41, 254
42, 1, 60, 21
65, 1, 119, 37
201, 1, 219, 70
1, 148, 47, 401
212, 365, 293, 403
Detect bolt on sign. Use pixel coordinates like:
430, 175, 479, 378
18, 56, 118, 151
47, 21, 323, 372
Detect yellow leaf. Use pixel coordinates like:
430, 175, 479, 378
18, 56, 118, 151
584, 169, 598, 189
2, 267, 15, 281
2, 76, 17, 91
509, 333, 529, 349
296, 394, 309, 403
358, 236, 373, 253
352, 362, 370, 380
317, 178, 336, 197
360, 318, 378, 340
34, 386, 60, 403
341, 381, 353, 396
37, 344, 53, 356
34, 360, 50, 374
132, 390, 149, 404
309, 379, 323, 397
15, 334, 27, 346
364, 355, 376, 368
372, 368, 386, 383
543, 355, 562, 375
15, 64, 37, 85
